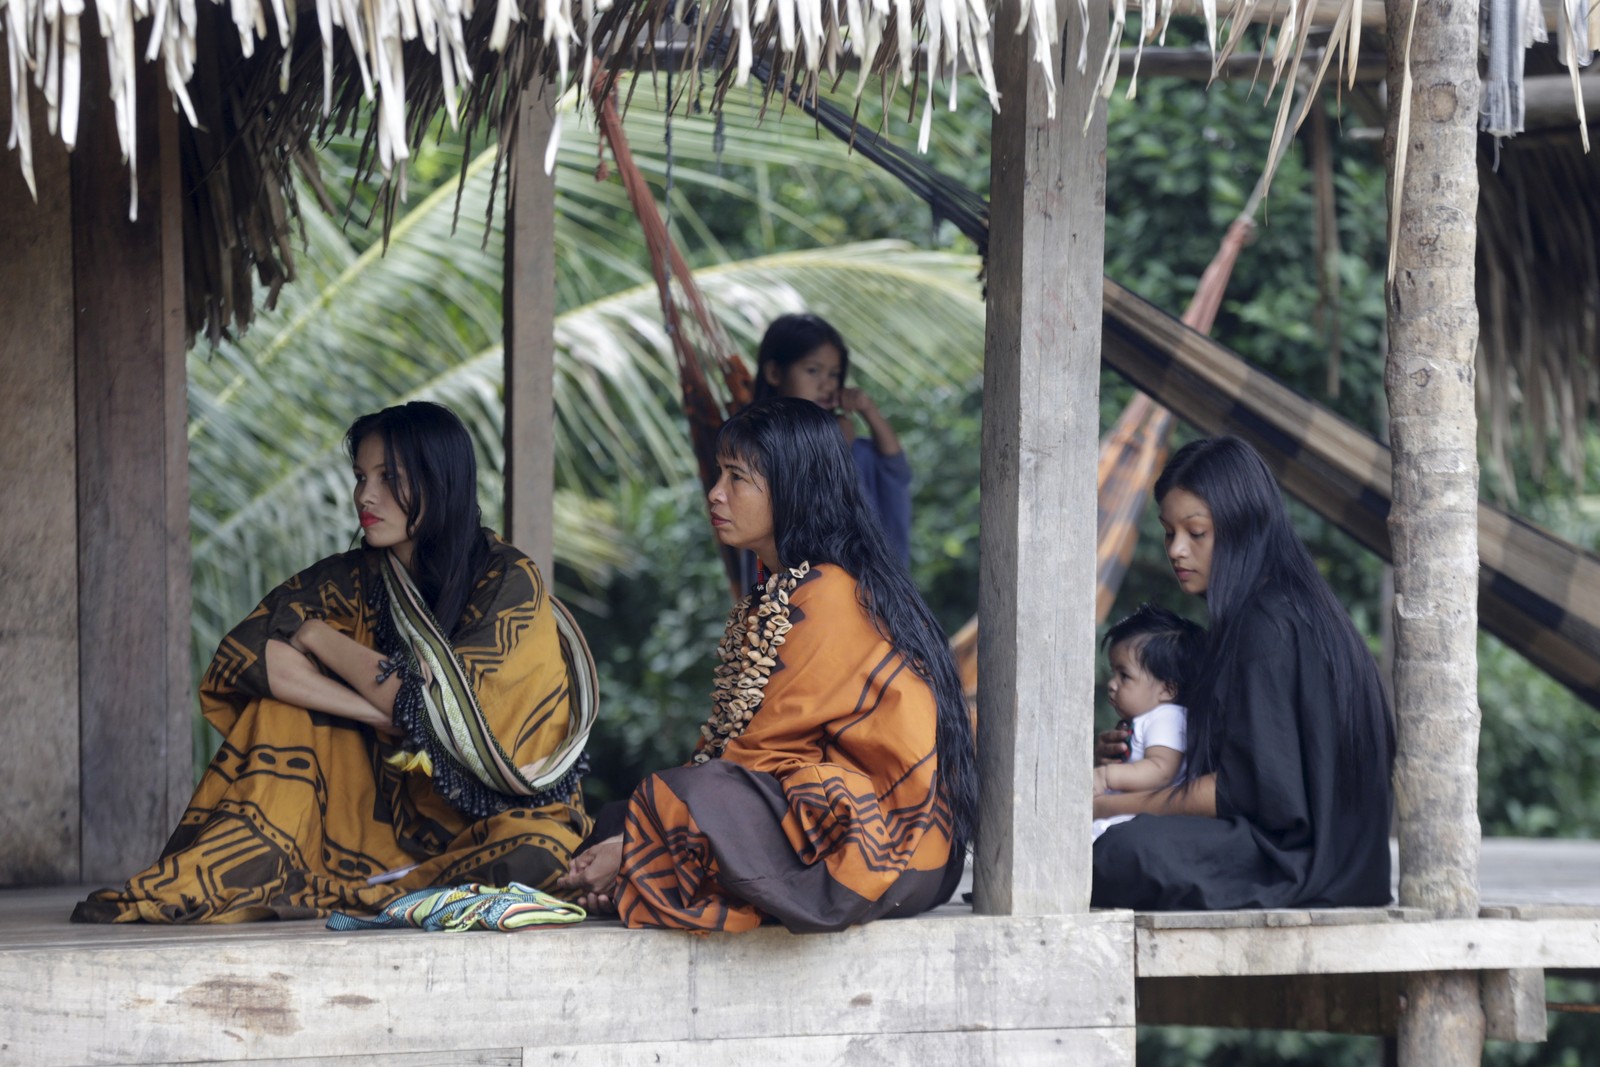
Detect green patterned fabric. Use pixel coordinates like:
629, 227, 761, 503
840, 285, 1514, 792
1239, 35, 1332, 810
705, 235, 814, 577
326, 882, 586, 932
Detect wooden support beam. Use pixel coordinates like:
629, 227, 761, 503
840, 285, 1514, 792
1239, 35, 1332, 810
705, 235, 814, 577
71, 26, 193, 883
1481, 969, 1548, 1043
1137, 914, 1600, 976
503, 80, 559, 577
1138, 973, 1403, 1034
0, 71, 82, 886
1139, 970, 1547, 1042
974, 6, 1108, 917
1523, 71, 1600, 129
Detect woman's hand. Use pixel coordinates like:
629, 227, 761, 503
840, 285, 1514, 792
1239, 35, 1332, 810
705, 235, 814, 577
1095, 726, 1131, 765
1092, 766, 1110, 796
555, 835, 624, 915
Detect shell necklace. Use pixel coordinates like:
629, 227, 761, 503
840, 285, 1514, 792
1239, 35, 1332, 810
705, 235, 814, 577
694, 561, 809, 763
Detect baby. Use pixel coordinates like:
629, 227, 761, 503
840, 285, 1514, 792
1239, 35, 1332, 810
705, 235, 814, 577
1092, 603, 1205, 841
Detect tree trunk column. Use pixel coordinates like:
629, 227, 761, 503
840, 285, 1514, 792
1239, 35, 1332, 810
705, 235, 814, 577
973, 7, 1108, 917
1384, 0, 1485, 1060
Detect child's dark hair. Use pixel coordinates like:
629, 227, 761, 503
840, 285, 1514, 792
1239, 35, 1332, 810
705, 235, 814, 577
751, 313, 850, 402
1102, 603, 1206, 703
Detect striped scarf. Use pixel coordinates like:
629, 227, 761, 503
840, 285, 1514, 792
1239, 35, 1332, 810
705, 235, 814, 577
379, 550, 596, 817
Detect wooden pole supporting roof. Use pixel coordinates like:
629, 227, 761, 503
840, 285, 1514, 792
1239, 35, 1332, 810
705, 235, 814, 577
974, 4, 1109, 920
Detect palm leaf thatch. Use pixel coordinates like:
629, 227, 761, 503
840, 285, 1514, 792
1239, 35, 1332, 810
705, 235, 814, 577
1476, 127, 1600, 492
11, 0, 1528, 343
1, 0, 1036, 342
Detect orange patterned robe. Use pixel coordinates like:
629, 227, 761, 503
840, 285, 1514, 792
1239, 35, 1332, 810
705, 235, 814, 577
74, 535, 591, 923
617, 564, 962, 932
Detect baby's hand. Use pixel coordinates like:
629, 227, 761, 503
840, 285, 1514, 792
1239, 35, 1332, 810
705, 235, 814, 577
1093, 766, 1110, 795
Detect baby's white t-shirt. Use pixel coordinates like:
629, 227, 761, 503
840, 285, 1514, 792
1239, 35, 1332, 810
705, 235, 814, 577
1092, 701, 1188, 842
1126, 702, 1187, 768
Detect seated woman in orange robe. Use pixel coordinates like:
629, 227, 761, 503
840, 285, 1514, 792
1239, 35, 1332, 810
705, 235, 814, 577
559, 397, 976, 932
74, 402, 594, 923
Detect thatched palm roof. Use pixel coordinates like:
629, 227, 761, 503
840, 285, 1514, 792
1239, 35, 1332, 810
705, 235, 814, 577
2, 0, 1596, 463
2, 0, 1048, 340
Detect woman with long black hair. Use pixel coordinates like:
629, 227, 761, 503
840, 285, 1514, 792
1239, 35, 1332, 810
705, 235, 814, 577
559, 397, 974, 932
76, 402, 595, 923
1091, 435, 1395, 909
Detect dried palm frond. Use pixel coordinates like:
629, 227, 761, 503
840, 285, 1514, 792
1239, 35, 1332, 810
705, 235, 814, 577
1, 0, 1054, 342
1476, 129, 1600, 495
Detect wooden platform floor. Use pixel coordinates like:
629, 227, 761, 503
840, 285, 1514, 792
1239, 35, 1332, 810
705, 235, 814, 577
0, 839, 1595, 1066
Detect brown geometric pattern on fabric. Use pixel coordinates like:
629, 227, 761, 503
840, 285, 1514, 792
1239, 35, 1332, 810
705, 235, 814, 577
782, 771, 940, 871
617, 775, 754, 932
1102, 280, 1600, 711
614, 565, 954, 931
74, 536, 591, 925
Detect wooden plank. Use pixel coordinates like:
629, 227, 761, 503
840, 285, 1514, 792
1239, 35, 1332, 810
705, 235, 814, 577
0, 70, 81, 886
502, 79, 558, 576
186, 1053, 521, 1067
1137, 974, 1402, 1035
973, 0, 1107, 919
0, 912, 1132, 1066
1482, 968, 1547, 1043
686, 912, 1134, 1037
1139, 908, 1414, 927
1138, 917, 1600, 978
525, 1028, 1135, 1065
1145, 969, 1547, 1040
71, 23, 191, 883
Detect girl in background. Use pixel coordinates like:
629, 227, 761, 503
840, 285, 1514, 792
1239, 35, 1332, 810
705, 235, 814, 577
752, 313, 913, 569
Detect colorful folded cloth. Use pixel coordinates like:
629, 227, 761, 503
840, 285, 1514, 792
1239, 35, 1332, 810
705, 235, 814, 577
326, 882, 586, 932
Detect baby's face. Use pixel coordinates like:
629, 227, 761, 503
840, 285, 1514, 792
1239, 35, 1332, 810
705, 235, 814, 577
1106, 641, 1173, 719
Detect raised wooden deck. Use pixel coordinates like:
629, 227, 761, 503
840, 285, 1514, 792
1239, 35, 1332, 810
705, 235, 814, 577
1, 839, 1595, 1065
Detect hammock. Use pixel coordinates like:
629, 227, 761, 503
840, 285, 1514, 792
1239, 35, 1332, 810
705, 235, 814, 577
591, 75, 755, 596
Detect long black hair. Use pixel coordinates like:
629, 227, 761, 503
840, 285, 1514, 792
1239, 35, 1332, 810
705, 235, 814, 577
751, 313, 850, 402
1155, 436, 1395, 790
346, 402, 489, 635
716, 397, 978, 849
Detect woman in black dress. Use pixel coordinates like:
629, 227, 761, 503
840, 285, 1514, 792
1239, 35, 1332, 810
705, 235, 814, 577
1091, 436, 1395, 910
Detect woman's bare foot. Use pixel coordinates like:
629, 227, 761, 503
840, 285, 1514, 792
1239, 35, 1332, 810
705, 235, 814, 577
556, 835, 623, 916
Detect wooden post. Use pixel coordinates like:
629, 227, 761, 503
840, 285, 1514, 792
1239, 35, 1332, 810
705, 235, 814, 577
1384, 0, 1485, 1059
72, 32, 193, 882
973, 5, 1108, 917
0, 75, 82, 886
503, 80, 559, 577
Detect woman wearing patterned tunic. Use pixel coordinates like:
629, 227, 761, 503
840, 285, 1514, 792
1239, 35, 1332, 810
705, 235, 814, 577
558, 397, 975, 932
74, 402, 594, 923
